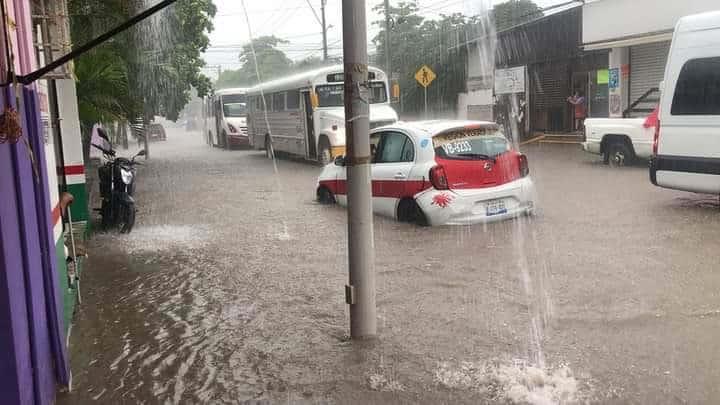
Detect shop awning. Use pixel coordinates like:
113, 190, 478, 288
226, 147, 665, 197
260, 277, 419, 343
582, 29, 674, 51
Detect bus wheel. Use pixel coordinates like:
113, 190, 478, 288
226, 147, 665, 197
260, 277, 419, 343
265, 135, 274, 159
318, 138, 331, 166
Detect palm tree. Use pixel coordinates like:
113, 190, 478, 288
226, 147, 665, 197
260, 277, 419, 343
73, 49, 132, 158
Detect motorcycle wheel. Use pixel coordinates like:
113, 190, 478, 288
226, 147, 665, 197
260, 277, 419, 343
100, 200, 112, 229
119, 202, 136, 234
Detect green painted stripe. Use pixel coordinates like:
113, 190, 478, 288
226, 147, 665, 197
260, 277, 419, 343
55, 237, 75, 335
66, 182, 88, 222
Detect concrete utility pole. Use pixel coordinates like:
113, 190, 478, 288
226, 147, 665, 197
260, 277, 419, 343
384, 0, 391, 76
321, 0, 328, 61
341, 0, 376, 339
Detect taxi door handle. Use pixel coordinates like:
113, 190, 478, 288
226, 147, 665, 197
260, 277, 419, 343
393, 173, 406, 179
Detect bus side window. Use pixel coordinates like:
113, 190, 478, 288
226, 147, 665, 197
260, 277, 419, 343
273, 93, 285, 112
287, 90, 300, 110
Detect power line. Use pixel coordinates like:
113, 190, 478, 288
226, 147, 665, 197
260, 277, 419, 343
303, 0, 323, 25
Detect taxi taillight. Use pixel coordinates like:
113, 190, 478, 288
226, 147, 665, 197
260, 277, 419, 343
430, 165, 449, 190
519, 154, 529, 177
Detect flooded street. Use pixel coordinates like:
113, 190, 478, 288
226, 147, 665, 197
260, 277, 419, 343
60, 126, 720, 404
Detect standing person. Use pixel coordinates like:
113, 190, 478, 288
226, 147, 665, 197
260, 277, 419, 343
567, 90, 587, 132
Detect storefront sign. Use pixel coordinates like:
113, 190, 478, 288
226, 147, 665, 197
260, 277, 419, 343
494, 66, 526, 95
597, 69, 609, 85
608, 68, 619, 89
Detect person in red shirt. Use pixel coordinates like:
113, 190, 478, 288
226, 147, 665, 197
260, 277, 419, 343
567, 90, 587, 132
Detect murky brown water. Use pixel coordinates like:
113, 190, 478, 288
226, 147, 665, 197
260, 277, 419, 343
59, 126, 720, 404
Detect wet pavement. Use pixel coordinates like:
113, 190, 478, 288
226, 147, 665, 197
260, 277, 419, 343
59, 125, 720, 404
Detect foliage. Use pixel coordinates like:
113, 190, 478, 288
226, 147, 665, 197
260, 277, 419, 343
372, 0, 541, 116
215, 44, 326, 90
372, 1, 473, 115
492, 0, 543, 32
73, 48, 131, 136
68, 0, 217, 131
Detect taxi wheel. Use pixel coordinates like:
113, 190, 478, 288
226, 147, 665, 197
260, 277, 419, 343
398, 198, 428, 226
317, 186, 335, 204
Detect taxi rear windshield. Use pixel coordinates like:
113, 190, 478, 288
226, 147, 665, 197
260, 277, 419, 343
433, 129, 510, 160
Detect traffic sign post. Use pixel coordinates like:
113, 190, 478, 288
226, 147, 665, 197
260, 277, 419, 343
415, 65, 436, 119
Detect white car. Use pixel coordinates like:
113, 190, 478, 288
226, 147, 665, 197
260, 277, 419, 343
316, 120, 535, 226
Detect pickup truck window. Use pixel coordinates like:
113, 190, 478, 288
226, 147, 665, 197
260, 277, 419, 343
671, 57, 720, 115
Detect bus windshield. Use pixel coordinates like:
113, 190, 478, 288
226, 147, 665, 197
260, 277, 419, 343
316, 81, 388, 107
221, 94, 247, 117
223, 102, 246, 117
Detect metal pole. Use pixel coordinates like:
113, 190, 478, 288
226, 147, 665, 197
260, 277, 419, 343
424, 87, 428, 119
321, 0, 328, 61
384, 0, 391, 76
342, 0, 376, 339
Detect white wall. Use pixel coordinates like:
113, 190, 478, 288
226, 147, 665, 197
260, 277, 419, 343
583, 0, 719, 44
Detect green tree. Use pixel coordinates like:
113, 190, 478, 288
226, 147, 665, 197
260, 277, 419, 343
237, 36, 293, 85
68, 0, 217, 142
492, 0, 542, 31
372, 1, 472, 115
214, 40, 324, 90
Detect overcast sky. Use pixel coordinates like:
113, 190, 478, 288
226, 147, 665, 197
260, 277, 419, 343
202, 0, 570, 77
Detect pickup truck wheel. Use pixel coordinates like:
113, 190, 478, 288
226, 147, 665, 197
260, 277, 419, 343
606, 142, 633, 167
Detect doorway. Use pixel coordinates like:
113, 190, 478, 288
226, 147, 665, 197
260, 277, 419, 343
302, 91, 316, 159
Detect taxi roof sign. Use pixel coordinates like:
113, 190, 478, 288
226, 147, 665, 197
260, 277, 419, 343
415, 65, 436, 88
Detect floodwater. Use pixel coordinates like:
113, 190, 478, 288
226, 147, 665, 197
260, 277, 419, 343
59, 125, 720, 404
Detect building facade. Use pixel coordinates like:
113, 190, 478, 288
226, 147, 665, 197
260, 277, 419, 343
461, 6, 609, 136
0, 0, 71, 403
582, 0, 719, 117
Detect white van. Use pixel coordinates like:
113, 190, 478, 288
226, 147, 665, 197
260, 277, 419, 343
650, 10, 720, 194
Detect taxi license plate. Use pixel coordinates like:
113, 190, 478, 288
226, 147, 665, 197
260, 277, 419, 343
486, 200, 507, 216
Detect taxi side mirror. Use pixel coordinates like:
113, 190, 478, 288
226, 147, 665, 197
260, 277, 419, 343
334, 155, 346, 166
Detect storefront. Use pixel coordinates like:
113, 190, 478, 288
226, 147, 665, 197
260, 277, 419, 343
461, 6, 608, 136
582, 0, 717, 117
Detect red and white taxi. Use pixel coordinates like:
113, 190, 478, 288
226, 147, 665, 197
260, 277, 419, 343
316, 120, 535, 226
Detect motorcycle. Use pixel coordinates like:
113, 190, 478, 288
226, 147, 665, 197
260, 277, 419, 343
92, 129, 145, 233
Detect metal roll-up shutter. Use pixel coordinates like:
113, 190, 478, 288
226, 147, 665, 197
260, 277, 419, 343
630, 41, 671, 104
533, 63, 567, 109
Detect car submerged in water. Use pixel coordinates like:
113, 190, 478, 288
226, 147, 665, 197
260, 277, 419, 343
316, 120, 536, 226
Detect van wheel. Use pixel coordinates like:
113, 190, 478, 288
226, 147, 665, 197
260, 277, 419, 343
397, 198, 428, 226
317, 186, 335, 204
265, 135, 274, 159
606, 142, 634, 167
318, 138, 331, 166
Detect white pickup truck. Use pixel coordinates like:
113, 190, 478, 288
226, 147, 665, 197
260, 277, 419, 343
582, 88, 659, 167
582, 117, 654, 167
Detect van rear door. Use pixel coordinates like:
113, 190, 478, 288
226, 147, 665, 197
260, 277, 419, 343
654, 24, 720, 194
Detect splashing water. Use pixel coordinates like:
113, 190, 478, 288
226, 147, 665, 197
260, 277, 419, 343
435, 360, 589, 404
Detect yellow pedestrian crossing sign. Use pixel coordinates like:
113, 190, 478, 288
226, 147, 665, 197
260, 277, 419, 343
415, 65, 436, 88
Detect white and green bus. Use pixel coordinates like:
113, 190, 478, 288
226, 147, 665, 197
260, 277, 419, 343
246, 65, 398, 164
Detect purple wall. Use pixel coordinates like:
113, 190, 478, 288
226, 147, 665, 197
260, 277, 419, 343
0, 85, 69, 404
